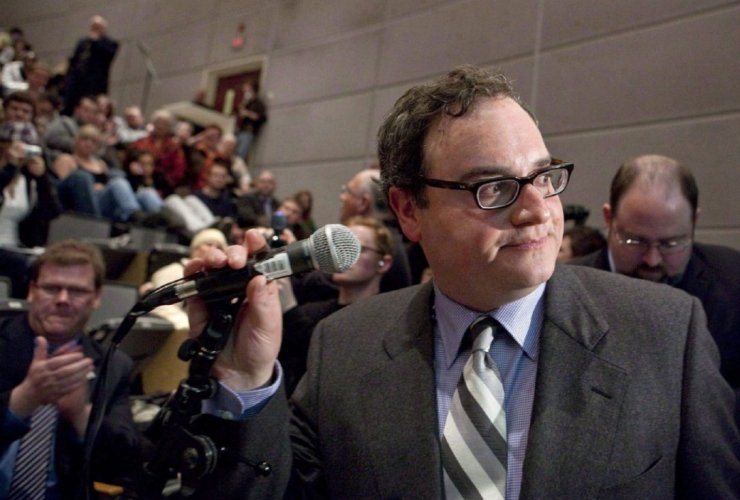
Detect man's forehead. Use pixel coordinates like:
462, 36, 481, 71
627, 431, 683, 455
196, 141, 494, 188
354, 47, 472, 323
38, 263, 96, 283
423, 97, 546, 174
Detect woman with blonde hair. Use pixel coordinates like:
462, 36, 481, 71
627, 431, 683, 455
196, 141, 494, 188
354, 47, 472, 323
54, 124, 163, 222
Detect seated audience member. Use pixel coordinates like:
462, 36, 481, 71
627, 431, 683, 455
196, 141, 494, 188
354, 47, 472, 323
275, 197, 310, 241
2, 91, 41, 146
141, 228, 227, 329
54, 124, 163, 223
293, 189, 316, 235
234, 169, 279, 227
174, 65, 740, 499
33, 92, 62, 143
93, 94, 122, 170
570, 154, 740, 391
557, 225, 606, 263
218, 133, 250, 192
0, 136, 61, 298
278, 215, 394, 395
124, 149, 172, 199
173, 121, 193, 146
0, 134, 61, 249
192, 160, 235, 220
163, 160, 235, 236
340, 168, 412, 292
132, 109, 187, 192
45, 95, 99, 159
1, 56, 49, 98
187, 123, 223, 191
94, 95, 119, 146
117, 105, 148, 145
0, 240, 140, 497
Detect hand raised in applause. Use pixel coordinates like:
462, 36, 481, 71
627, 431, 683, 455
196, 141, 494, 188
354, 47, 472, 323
184, 229, 283, 392
9, 336, 94, 420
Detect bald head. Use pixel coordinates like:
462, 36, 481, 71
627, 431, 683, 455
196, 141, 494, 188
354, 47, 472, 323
340, 169, 389, 223
610, 154, 698, 218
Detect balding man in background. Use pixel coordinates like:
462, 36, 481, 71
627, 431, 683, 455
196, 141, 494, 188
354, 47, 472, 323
340, 168, 412, 292
570, 154, 740, 394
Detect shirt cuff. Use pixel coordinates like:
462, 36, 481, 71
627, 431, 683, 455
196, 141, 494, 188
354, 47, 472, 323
2, 408, 31, 436
201, 362, 283, 420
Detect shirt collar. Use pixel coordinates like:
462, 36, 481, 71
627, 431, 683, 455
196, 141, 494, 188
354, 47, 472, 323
433, 281, 545, 369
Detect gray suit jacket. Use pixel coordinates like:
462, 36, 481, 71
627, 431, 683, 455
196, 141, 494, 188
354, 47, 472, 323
191, 265, 740, 499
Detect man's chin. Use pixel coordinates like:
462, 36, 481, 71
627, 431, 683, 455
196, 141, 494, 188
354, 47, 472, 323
634, 269, 668, 283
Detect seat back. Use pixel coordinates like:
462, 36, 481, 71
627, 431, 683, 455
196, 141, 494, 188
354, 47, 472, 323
47, 213, 112, 245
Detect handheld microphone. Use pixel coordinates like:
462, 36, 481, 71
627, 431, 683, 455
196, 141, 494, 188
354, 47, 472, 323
140, 224, 360, 310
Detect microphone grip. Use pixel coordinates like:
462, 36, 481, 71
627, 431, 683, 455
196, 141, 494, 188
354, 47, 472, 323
186, 265, 260, 304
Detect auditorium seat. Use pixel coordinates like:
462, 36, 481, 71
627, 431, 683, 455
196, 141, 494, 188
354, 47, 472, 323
87, 281, 175, 377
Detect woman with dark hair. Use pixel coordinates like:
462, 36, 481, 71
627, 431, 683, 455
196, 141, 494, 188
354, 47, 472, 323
124, 148, 172, 198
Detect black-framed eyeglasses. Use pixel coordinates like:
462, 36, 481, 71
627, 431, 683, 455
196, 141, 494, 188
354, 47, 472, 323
421, 159, 574, 210
614, 228, 692, 255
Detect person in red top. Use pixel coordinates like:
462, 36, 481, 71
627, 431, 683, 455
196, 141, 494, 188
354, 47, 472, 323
131, 109, 187, 191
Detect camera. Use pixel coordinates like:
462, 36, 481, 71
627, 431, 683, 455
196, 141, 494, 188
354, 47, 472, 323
23, 144, 42, 159
269, 211, 288, 248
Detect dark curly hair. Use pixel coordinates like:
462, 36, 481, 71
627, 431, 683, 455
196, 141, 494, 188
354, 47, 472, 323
377, 65, 536, 208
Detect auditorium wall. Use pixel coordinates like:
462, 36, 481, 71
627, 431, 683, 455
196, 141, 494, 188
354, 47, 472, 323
5, 0, 740, 248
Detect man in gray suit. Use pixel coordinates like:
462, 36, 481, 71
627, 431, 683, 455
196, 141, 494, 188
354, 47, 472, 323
180, 66, 740, 499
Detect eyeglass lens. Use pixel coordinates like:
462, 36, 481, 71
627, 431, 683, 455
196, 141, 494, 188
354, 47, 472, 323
477, 168, 569, 208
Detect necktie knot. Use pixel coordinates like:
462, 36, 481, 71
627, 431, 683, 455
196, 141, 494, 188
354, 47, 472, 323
468, 315, 498, 354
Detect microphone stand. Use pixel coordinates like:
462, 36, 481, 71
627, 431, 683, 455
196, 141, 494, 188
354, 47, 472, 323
141, 294, 270, 498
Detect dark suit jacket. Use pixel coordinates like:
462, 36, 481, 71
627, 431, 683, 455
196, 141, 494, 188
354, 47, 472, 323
0, 314, 140, 496
189, 265, 740, 499
570, 243, 740, 388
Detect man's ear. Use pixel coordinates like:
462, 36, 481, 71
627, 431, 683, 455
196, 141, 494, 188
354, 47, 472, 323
602, 203, 613, 226
92, 287, 103, 310
693, 207, 701, 227
389, 187, 421, 242
357, 193, 371, 216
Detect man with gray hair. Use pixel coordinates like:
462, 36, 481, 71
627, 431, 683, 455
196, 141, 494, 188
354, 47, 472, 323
570, 154, 740, 391
340, 168, 412, 292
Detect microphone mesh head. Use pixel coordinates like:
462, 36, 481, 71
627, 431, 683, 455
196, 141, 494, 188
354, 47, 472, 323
311, 224, 360, 273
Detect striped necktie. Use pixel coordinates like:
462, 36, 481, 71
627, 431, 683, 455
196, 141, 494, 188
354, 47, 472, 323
442, 315, 507, 500
8, 404, 59, 500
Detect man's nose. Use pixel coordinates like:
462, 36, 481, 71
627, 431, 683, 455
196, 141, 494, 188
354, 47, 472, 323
642, 245, 663, 267
509, 184, 551, 226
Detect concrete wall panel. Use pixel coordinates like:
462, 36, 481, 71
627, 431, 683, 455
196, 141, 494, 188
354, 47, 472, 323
268, 32, 381, 105
257, 93, 373, 164
377, 0, 538, 85
537, 8, 740, 134
273, 0, 386, 49
542, 0, 737, 48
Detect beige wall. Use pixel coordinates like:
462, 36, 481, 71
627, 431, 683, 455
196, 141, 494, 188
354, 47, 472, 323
6, 0, 740, 248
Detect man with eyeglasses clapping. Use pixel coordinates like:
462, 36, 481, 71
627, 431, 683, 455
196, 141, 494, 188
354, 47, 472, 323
0, 240, 140, 498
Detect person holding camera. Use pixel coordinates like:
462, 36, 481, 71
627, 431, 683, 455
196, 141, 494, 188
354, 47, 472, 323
0, 130, 62, 297
0, 99, 61, 250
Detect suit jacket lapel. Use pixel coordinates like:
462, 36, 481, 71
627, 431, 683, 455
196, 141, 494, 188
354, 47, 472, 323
360, 283, 444, 500
521, 265, 629, 498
